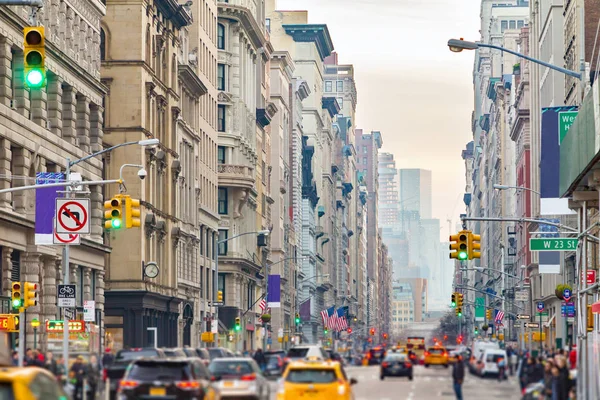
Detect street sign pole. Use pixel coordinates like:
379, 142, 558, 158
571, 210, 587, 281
17, 309, 24, 367
62, 158, 71, 370
539, 312, 542, 355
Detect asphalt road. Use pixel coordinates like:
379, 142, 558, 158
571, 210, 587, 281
269, 364, 523, 399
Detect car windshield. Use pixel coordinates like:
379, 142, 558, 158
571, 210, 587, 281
286, 369, 338, 384
128, 362, 190, 380
487, 354, 504, 363
266, 356, 280, 366
287, 348, 309, 358
116, 350, 159, 361
428, 348, 445, 354
0, 383, 14, 400
208, 349, 223, 360
209, 361, 254, 377
384, 354, 407, 362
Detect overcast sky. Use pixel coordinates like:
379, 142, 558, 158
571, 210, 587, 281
276, 0, 481, 239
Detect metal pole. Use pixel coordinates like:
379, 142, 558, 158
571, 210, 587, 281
581, 201, 588, 399
213, 235, 218, 348
33, 327, 37, 349
17, 309, 24, 367
263, 261, 268, 351
539, 311, 542, 355
62, 158, 71, 370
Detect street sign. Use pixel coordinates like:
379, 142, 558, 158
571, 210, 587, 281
587, 270, 597, 285
83, 300, 95, 322
210, 301, 224, 307
52, 218, 80, 245
563, 288, 572, 301
56, 199, 90, 234
537, 302, 545, 312
559, 110, 578, 144
537, 311, 549, 316
63, 308, 75, 320
515, 290, 528, 302
57, 284, 76, 307
517, 314, 531, 320
525, 322, 540, 328
529, 238, 578, 251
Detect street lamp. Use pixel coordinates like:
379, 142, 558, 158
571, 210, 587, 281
31, 318, 40, 349
493, 184, 541, 196
447, 38, 583, 80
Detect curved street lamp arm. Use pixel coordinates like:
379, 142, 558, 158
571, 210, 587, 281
69, 140, 141, 168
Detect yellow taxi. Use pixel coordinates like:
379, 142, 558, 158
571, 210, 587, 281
277, 358, 358, 400
424, 346, 449, 368
0, 366, 69, 399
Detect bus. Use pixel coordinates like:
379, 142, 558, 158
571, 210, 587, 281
406, 336, 426, 364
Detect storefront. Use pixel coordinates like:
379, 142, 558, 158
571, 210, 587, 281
104, 291, 181, 350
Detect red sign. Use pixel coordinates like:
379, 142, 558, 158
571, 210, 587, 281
0, 316, 11, 331
587, 270, 597, 285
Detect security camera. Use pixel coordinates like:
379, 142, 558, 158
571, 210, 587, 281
185, 0, 192, 6
138, 169, 148, 180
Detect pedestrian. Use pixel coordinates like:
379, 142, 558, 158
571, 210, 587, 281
102, 347, 114, 368
11, 350, 18, 366
29, 349, 44, 367
70, 355, 87, 400
543, 359, 554, 400
24, 348, 33, 366
56, 356, 67, 386
253, 348, 266, 372
497, 357, 506, 381
510, 351, 518, 376
568, 346, 577, 370
452, 355, 465, 400
555, 356, 571, 399
44, 351, 58, 376
86, 354, 101, 400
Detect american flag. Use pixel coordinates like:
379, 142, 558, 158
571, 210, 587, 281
321, 306, 335, 328
495, 310, 505, 323
259, 298, 267, 311
335, 308, 347, 331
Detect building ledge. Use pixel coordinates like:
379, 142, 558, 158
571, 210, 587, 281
218, 164, 255, 190
321, 97, 340, 118
156, 0, 192, 29
178, 64, 208, 97
283, 24, 335, 61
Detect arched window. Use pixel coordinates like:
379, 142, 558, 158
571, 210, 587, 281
217, 23, 225, 50
100, 28, 106, 60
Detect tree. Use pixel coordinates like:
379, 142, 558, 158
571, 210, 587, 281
433, 312, 460, 343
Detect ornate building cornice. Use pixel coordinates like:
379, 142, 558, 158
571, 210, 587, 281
283, 24, 334, 61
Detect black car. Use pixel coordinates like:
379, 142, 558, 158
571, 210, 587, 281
380, 352, 413, 380
117, 357, 212, 400
264, 354, 285, 377
106, 348, 166, 400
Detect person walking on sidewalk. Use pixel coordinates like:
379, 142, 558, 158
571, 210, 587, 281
452, 355, 465, 400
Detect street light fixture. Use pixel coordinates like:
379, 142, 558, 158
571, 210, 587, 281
493, 184, 541, 196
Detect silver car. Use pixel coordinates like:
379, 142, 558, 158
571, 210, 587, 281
209, 357, 270, 400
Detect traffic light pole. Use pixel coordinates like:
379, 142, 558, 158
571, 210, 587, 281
17, 309, 24, 367
61, 159, 72, 372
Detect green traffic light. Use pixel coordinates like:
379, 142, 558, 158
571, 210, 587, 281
234, 325, 241, 332
451, 301, 456, 307
12, 299, 21, 308
25, 69, 44, 87
112, 219, 122, 229
458, 312, 462, 317
458, 251, 468, 260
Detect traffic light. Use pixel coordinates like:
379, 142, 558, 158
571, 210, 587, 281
11, 282, 22, 310
23, 27, 46, 88
324, 326, 328, 334
23, 282, 38, 309
234, 317, 241, 332
450, 230, 469, 260
353, 317, 357, 322
486, 309, 492, 320
468, 232, 481, 259
457, 293, 464, 308
383, 333, 388, 340
474, 326, 479, 335
217, 291, 223, 303
455, 306, 462, 317
457, 335, 463, 344
370, 327, 375, 336
347, 327, 353, 334
125, 196, 141, 228
295, 313, 301, 325
104, 195, 123, 229
451, 293, 456, 307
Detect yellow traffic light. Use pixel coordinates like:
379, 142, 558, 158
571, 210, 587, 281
469, 233, 481, 259
23, 27, 46, 88
217, 291, 223, 302
588, 305, 594, 332
234, 317, 241, 332
486, 309, 491, 320
104, 195, 123, 229
456, 306, 462, 317
457, 293, 464, 308
450, 231, 469, 260
23, 282, 38, 309
11, 282, 22, 310
125, 196, 141, 228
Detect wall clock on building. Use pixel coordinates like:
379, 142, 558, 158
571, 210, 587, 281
144, 262, 160, 279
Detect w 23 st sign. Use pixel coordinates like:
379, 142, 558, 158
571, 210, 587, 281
529, 238, 578, 251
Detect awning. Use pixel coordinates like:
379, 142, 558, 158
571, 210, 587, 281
545, 314, 556, 328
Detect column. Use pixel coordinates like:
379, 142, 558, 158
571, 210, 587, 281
22, 251, 41, 349
0, 37, 13, 107
89, 103, 103, 153
83, 267, 91, 301
30, 80, 48, 127
41, 255, 58, 352
55, 258, 63, 286
47, 75, 63, 136
0, 139, 11, 210
76, 94, 90, 153
90, 185, 103, 239
62, 86, 77, 145
12, 52, 30, 118
11, 147, 30, 215
1, 247, 13, 297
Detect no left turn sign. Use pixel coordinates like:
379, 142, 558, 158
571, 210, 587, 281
56, 199, 90, 234
52, 218, 80, 245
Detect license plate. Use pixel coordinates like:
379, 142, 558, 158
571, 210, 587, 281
149, 387, 166, 396
223, 381, 235, 388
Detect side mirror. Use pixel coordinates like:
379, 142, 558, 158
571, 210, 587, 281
350, 378, 358, 385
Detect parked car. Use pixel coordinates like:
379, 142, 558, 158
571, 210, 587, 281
162, 348, 187, 357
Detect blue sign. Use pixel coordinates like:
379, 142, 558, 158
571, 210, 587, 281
561, 301, 576, 318
563, 288, 572, 300
537, 302, 545, 312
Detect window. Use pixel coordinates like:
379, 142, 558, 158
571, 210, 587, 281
218, 105, 226, 132
218, 273, 226, 299
509, 20, 516, 29
217, 24, 225, 50
266, 18, 271, 33
337, 97, 343, 108
218, 146, 226, 164
218, 188, 228, 214
517, 20, 524, 29
218, 230, 228, 255
325, 81, 332, 92
218, 64, 226, 91
501, 20, 508, 32
362, 157, 367, 164
100, 29, 106, 61
336, 80, 343, 92
363, 147, 367, 154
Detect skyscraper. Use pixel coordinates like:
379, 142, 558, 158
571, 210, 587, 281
399, 169, 432, 219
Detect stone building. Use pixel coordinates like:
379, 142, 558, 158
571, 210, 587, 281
101, 0, 197, 348
0, 0, 107, 350
217, 0, 275, 351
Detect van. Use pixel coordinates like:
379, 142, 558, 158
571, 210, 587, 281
478, 348, 507, 377
469, 341, 499, 373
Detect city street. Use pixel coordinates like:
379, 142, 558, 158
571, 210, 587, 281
267, 365, 522, 400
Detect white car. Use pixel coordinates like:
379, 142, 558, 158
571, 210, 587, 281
285, 345, 327, 363
478, 349, 507, 377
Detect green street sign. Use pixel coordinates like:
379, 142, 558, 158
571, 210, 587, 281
559, 111, 578, 145
529, 238, 578, 251
537, 311, 549, 316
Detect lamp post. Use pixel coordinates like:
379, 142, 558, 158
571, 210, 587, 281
213, 230, 270, 350
31, 318, 40, 349
61, 138, 159, 368
493, 184, 541, 196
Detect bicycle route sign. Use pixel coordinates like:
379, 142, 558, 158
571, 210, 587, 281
57, 284, 76, 307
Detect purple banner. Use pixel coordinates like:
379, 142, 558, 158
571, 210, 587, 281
267, 274, 281, 308
35, 172, 65, 245
299, 298, 311, 321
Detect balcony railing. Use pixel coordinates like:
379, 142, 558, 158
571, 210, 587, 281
218, 164, 255, 189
